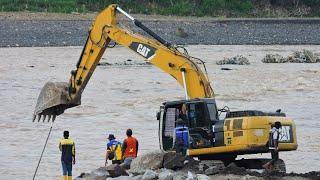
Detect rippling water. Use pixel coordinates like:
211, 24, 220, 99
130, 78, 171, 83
0, 45, 319, 179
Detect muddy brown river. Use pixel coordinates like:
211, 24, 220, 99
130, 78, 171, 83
0, 45, 319, 179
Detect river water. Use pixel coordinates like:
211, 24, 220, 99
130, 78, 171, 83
0, 45, 319, 179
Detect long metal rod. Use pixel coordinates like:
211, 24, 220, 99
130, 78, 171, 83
32, 121, 54, 180
116, 7, 135, 21
181, 69, 189, 100
116, 6, 170, 47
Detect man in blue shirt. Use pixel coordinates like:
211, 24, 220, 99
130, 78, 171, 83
175, 119, 189, 156
105, 134, 122, 165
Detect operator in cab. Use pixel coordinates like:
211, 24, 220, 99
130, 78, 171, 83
263, 121, 282, 169
105, 134, 122, 165
174, 119, 189, 156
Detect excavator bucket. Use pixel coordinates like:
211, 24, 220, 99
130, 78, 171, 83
33, 82, 80, 122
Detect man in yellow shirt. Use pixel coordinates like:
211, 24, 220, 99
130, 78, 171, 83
59, 131, 75, 180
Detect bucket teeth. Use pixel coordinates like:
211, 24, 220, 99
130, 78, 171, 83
52, 115, 56, 122
32, 115, 36, 122
37, 115, 41, 122
42, 115, 46, 122
47, 115, 51, 122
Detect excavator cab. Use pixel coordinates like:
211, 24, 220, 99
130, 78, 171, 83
158, 98, 219, 151
158, 98, 298, 161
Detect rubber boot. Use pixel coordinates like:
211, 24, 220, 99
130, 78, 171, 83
62, 175, 67, 180
67, 176, 72, 180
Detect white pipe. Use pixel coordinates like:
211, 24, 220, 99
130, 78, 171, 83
116, 7, 135, 21
181, 70, 189, 100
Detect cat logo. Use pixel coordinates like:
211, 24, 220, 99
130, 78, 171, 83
137, 44, 151, 57
129, 42, 156, 60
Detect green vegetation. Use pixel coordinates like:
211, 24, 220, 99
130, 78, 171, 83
1, 0, 320, 17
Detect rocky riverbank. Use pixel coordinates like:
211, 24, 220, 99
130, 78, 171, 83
75, 150, 320, 180
1, 12, 320, 47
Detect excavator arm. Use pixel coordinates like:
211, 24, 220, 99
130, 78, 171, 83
33, 4, 214, 121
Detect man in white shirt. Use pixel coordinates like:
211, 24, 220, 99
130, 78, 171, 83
263, 121, 282, 169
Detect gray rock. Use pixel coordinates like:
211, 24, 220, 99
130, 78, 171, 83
204, 166, 221, 175
106, 164, 129, 178
217, 55, 250, 65
141, 170, 158, 180
107, 176, 135, 180
133, 175, 143, 180
91, 167, 110, 177
196, 174, 210, 180
198, 160, 225, 174
163, 152, 185, 170
172, 174, 187, 180
130, 150, 165, 174
158, 169, 174, 180
226, 162, 238, 168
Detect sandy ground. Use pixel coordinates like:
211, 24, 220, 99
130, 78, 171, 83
0, 45, 319, 179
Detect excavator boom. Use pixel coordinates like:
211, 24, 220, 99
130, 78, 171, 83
33, 4, 213, 121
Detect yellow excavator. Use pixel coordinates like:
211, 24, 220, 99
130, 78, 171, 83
33, 4, 297, 170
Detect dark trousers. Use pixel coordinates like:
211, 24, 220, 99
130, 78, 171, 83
176, 144, 187, 156
112, 160, 122, 164
61, 161, 72, 176
270, 149, 279, 165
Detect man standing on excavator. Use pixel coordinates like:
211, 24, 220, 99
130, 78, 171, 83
121, 129, 138, 169
59, 131, 75, 180
263, 121, 282, 169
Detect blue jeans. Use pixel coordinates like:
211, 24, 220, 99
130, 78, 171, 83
61, 161, 72, 176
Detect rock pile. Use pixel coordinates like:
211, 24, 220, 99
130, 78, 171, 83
262, 50, 320, 63
216, 55, 250, 65
75, 150, 320, 180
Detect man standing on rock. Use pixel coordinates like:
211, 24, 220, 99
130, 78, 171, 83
121, 129, 138, 169
105, 134, 122, 165
59, 131, 75, 180
263, 121, 282, 170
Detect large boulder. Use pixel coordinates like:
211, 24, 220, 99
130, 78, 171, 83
172, 171, 188, 180
163, 152, 185, 170
198, 160, 225, 174
91, 167, 111, 177
106, 164, 129, 178
196, 174, 210, 180
107, 176, 134, 180
141, 169, 158, 180
129, 150, 166, 174
75, 167, 111, 180
157, 169, 174, 180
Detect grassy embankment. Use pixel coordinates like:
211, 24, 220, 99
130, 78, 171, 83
1, 0, 320, 17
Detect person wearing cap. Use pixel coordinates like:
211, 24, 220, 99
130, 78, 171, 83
59, 131, 75, 180
121, 129, 138, 169
263, 121, 282, 169
174, 119, 189, 156
105, 134, 122, 165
